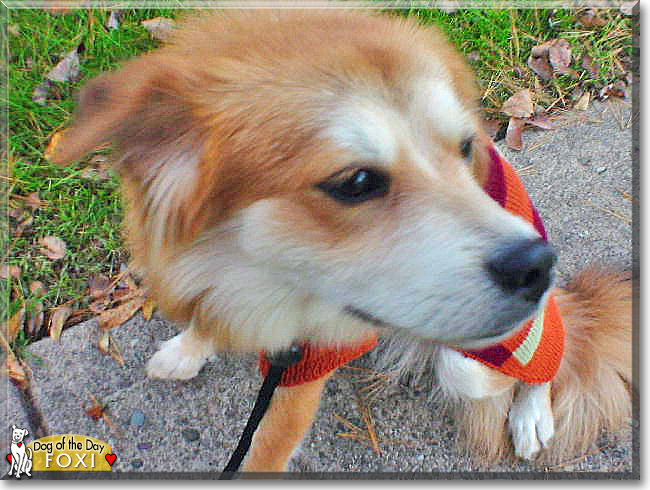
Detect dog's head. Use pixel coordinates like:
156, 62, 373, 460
50, 10, 554, 351
11, 425, 28, 444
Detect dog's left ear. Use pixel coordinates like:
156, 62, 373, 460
470, 130, 496, 188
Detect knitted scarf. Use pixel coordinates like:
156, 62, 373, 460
259, 146, 564, 386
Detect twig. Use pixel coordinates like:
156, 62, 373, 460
585, 200, 632, 223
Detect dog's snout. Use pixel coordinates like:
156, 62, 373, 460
487, 238, 556, 303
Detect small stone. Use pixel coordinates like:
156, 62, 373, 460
130, 411, 145, 426
181, 428, 201, 442
596, 166, 607, 174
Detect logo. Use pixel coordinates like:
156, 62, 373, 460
6, 430, 115, 476
7, 425, 32, 479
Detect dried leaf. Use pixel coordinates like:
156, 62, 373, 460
0, 264, 21, 279
49, 305, 72, 342
505, 117, 526, 151
107, 10, 121, 30
97, 331, 125, 366
480, 119, 503, 141
89, 298, 111, 314
88, 274, 111, 299
25, 192, 46, 211
32, 80, 51, 105
575, 91, 590, 111
25, 303, 44, 338
15, 215, 33, 237
29, 281, 46, 297
527, 54, 553, 81
84, 395, 108, 421
581, 53, 599, 79
47, 48, 81, 83
142, 17, 175, 41
3, 308, 25, 344
98, 296, 145, 331
526, 112, 554, 130
577, 9, 607, 27
548, 39, 572, 75
4, 357, 28, 390
501, 89, 534, 119
39, 236, 67, 260
142, 297, 156, 321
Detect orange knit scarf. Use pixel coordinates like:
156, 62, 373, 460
260, 146, 564, 386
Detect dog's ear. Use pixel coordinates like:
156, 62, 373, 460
11, 425, 16, 431
470, 130, 496, 188
47, 53, 195, 172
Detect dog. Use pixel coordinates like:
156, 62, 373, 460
8, 425, 32, 478
49, 9, 632, 471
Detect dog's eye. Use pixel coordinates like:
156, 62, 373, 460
316, 167, 390, 205
460, 137, 474, 159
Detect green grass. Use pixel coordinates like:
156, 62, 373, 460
2, 7, 634, 350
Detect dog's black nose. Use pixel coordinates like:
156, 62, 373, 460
487, 238, 556, 303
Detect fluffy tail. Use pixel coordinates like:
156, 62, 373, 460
545, 266, 633, 460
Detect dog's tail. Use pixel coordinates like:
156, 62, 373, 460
546, 265, 634, 460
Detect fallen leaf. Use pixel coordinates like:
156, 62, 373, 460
25, 303, 44, 338
0, 264, 21, 279
3, 308, 25, 344
49, 305, 72, 342
142, 17, 175, 41
4, 356, 28, 390
548, 39, 572, 75
44, 129, 66, 161
32, 80, 51, 105
39, 236, 67, 260
89, 298, 111, 314
526, 112, 554, 130
142, 297, 156, 321
575, 91, 590, 111
97, 331, 125, 366
107, 10, 121, 30
88, 274, 111, 299
25, 192, 46, 211
501, 89, 534, 118
98, 296, 146, 331
505, 117, 526, 151
577, 9, 607, 27
84, 395, 108, 421
581, 53, 600, 79
46, 48, 80, 83
29, 281, 46, 297
15, 215, 33, 238
480, 119, 503, 141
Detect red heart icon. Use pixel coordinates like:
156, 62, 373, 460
6, 454, 11, 463
17, 443, 22, 447
105, 453, 117, 466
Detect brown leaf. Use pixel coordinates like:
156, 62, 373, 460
548, 39, 572, 75
4, 356, 28, 390
574, 91, 590, 111
89, 298, 111, 314
15, 215, 33, 237
84, 395, 108, 421
88, 274, 111, 299
107, 10, 121, 30
32, 80, 51, 105
25, 192, 46, 211
46, 47, 81, 83
480, 119, 503, 141
25, 303, 44, 338
44, 129, 65, 161
29, 281, 46, 297
582, 53, 600, 79
39, 236, 67, 260
577, 9, 607, 27
527, 54, 553, 81
526, 112, 554, 130
98, 296, 146, 331
97, 331, 125, 366
3, 308, 25, 345
505, 117, 526, 151
142, 17, 176, 41
0, 264, 21, 279
49, 305, 72, 342
501, 89, 534, 119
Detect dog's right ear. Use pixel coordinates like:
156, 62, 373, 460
47, 53, 194, 171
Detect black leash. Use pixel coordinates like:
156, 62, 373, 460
219, 344, 303, 479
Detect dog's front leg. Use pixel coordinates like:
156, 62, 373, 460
242, 371, 333, 472
508, 382, 554, 460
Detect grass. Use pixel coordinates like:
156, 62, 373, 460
2, 7, 634, 351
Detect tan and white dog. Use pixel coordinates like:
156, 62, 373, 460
50, 10, 632, 471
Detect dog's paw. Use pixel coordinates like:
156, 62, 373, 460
508, 382, 554, 460
146, 334, 211, 380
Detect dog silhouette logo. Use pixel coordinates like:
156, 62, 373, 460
7, 425, 33, 479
